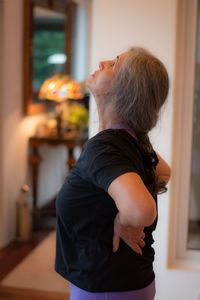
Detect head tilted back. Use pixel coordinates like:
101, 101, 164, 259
111, 47, 169, 136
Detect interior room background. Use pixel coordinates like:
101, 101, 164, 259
0, 0, 200, 299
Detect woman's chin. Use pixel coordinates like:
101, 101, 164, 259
86, 78, 92, 89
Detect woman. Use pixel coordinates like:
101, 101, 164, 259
55, 47, 171, 300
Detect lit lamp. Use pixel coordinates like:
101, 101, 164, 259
38, 73, 83, 136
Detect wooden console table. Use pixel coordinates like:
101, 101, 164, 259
29, 131, 88, 229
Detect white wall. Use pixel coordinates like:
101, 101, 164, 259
89, 0, 200, 299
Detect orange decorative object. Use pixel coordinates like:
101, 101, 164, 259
38, 74, 83, 101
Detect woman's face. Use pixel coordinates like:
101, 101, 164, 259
86, 52, 128, 96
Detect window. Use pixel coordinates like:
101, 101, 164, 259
33, 7, 66, 102
187, 0, 200, 251
168, 0, 200, 268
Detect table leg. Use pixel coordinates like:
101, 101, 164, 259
29, 146, 42, 230
67, 147, 76, 170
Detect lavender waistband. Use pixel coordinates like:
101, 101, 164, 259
69, 280, 155, 300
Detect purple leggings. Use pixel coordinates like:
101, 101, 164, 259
69, 280, 155, 300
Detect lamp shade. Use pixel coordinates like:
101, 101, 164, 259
38, 73, 83, 102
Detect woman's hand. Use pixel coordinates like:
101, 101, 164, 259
112, 213, 145, 255
155, 152, 171, 184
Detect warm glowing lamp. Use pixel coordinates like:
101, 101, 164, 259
38, 73, 83, 135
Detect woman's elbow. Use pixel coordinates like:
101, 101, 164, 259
135, 202, 157, 227
120, 200, 157, 228
142, 204, 157, 227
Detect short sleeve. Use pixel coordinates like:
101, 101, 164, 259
75, 136, 141, 192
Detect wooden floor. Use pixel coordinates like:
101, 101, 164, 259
0, 286, 67, 300
0, 226, 66, 300
0, 229, 52, 282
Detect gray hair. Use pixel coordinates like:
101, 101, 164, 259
111, 47, 169, 136
111, 47, 169, 194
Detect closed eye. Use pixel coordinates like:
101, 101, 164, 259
112, 56, 119, 68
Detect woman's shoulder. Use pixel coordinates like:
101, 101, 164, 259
86, 129, 138, 149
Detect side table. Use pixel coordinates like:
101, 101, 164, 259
29, 131, 88, 229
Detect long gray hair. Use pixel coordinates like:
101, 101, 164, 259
111, 47, 169, 194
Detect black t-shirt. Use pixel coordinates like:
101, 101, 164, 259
55, 129, 158, 292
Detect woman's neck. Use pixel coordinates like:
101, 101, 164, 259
96, 100, 137, 139
97, 104, 122, 132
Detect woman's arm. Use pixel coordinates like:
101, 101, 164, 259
156, 153, 171, 184
108, 172, 157, 227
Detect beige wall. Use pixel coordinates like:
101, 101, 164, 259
0, 0, 4, 245
89, 0, 200, 299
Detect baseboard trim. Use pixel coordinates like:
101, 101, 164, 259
0, 285, 69, 300
0, 235, 15, 251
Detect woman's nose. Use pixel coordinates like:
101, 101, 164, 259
99, 60, 111, 70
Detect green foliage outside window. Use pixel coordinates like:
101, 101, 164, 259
33, 30, 65, 90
